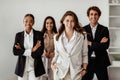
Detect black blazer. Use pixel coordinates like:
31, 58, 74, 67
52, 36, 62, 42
83, 24, 111, 67
13, 29, 45, 77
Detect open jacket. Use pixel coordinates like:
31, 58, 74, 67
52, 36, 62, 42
52, 31, 88, 80
13, 29, 45, 77
83, 24, 111, 67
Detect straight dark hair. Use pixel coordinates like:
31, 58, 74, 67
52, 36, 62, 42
41, 16, 57, 34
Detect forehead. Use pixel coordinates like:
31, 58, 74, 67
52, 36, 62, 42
89, 10, 98, 14
46, 18, 53, 22
64, 15, 74, 20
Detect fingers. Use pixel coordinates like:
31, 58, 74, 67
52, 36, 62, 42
37, 40, 41, 43
36, 40, 41, 47
101, 37, 108, 43
15, 43, 21, 49
32, 40, 41, 52
51, 63, 58, 70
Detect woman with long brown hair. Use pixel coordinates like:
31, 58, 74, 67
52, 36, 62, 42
51, 11, 88, 80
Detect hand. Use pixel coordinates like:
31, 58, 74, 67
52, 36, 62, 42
49, 52, 54, 58
87, 41, 92, 46
35, 40, 41, 48
42, 52, 46, 57
15, 43, 21, 49
79, 69, 86, 76
100, 37, 108, 43
51, 62, 58, 70
32, 40, 41, 52
45, 52, 49, 58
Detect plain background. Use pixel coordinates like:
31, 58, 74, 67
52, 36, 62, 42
0, 0, 108, 80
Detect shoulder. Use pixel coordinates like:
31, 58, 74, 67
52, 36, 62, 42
83, 24, 90, 31
33, 29, 43, 36
15, 31, 24, 36
53, 34, 57, 40
76, 31, 86, 38
83, 24, 90, 28
98, 24, 108, 30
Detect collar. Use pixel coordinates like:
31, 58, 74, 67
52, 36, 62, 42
90, 24, 98, 29
62, 30, 76, 40
44, 32, 54, 38
24, 29, 33, 37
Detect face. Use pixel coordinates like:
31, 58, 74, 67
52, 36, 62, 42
88, 10, 100, 25
23, 16, 34, 31
63, 15, 75, 30
45, 18, 54, 31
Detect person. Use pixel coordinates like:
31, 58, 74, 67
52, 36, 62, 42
82, 6, 111, 80
13, 14, 45, 80
40, 16, 57, 80
51, 11, 88, 80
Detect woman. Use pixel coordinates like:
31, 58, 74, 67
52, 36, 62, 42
51, 11, 88, 80
13, 14, 45, 80
40, 16, 57, 80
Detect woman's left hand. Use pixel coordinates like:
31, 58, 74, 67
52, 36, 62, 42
79, 69, 86, 76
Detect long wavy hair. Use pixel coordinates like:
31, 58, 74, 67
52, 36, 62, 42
56, 11, 85, 41
41, 16, 57, 35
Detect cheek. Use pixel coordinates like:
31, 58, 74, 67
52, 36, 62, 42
50, 25, 54, 29
71, 23, 75, 27
29, 24, 34, 28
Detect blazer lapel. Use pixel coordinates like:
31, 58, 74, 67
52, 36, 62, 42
94, 24, 101, 40
70, 32, 81, 55
19, 31, 24, 49
87, 25, 94, 41
58, 35, 68, 54
33, 29, 36, 46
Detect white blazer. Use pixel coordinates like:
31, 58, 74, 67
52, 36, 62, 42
52, 31, 88, 80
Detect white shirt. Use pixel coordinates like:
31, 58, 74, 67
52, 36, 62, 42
90, 24, 97, 57
24, 29, 34, 72
62, 31, 76, 54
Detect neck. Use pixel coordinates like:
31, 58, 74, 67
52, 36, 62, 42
47, 30, 53, 37
47, 30, 52, 34
26, 29, 31, 34
65, 29, 74, 41
90, 22, 98, 27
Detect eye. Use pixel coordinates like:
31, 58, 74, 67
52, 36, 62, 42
66, 19, 69, 22
50, 22, 53, 24
90, 13, 94, 16
46, 22, 49, 24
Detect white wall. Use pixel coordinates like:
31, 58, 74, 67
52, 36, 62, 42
0, 0, 108, 80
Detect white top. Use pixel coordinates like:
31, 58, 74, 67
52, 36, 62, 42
90, 24, 97, 57
24, 29, 34, 72
62, 31, 76, 54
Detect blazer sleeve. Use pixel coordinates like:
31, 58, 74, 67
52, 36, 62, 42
13, 33, 25, 56
31, 31, 44, 58
51, 35, 59, 63
82, 34, 88, 64
90, 27, 110, 51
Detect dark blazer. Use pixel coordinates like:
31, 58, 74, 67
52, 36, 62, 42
13, 29, 45, 77
83, 24, 111, 67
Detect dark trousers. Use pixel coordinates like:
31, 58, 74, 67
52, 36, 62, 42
82, 58, 109, 80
